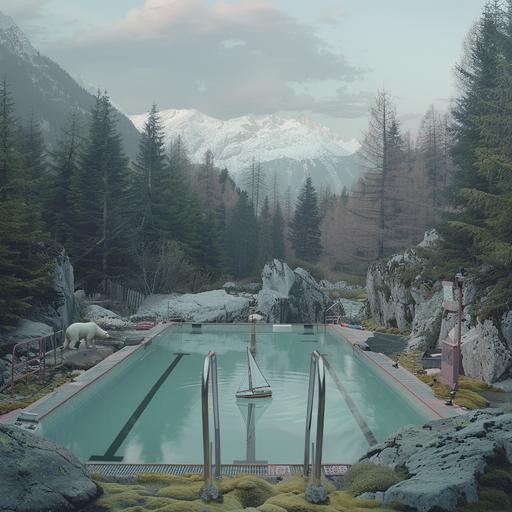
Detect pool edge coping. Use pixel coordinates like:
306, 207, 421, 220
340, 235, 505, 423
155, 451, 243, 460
0, 322, 175, 426
328, 325, 464, 420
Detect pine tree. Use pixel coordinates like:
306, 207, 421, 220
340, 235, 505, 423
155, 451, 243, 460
359, 90, 401, 258
71, 92, 131, 290
19, 113, 47, 204
258, 195, 273, 265
289, 177, 322, 262
132, 104, 166, 237
0, 79, 50, 328
47, 112, 81, 247
446, 1, 507, 266
227, 191, 259, 277
271, 202, 285, 260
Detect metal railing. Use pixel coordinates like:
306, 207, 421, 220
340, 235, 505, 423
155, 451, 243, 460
304, 350, 327, 501
323, 300, 345, 324
1, 330, 65, 394
201, 351, 221, 500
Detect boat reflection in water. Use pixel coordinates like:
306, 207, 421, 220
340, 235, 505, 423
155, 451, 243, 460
234, 398, 271, 464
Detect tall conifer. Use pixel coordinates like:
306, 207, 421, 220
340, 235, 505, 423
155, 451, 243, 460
289, 177, 322, 262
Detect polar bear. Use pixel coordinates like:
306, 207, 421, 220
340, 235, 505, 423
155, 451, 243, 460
63, 322, 110, 350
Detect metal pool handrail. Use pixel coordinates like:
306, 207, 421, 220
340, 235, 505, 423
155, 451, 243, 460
202, 351, 221, 492
304, 350, 326, 486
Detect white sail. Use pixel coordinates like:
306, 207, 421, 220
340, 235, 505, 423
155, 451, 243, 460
236, 348, 272, 398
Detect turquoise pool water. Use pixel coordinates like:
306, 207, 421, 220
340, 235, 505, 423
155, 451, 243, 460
40, 324, 430, 464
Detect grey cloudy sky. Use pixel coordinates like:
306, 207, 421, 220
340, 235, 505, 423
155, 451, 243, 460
2, 0, 488, 140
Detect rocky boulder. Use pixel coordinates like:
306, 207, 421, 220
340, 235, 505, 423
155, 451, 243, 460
461, 320, 512, 383
27, 253, 78, 333
365, 230, 512, 383
83, 304, 133, 330
133, 289, 250, 323
257, 260, 330, 323
0, 424, 100, 511
339, 298, 369, 323
407, 289, 443, 350
63, 346, 115, 370
366, 250, 422, 331
5, 319, 54, 344
361, 409, 512, 512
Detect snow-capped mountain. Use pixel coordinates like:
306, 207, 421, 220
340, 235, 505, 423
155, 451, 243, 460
0, 12, 36, 58
130, 109, 361, 194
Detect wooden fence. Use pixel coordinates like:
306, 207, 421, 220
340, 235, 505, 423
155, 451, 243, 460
103, 279, 147, 312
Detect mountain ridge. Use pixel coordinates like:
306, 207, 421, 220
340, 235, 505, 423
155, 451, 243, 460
130, 108, 361, 194
0, 10, 140, 159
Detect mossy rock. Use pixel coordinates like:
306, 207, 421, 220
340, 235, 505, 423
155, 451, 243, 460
478, 487, 511, 509
258, 503, 288, 512
227, 475, 278, 508
96, 489, 174, 510
137, 473, 203, 486
479, 468, 512, 492
264, 493, 338, 512
344, 463, 402, 496
329, 491, 381, 509
274, 477, 307, 494
100, 482, 150, 495
157, 481, 204, 500
275, 477, 335, 497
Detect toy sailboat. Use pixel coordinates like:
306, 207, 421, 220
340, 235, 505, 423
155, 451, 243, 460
236, 348, 272, 399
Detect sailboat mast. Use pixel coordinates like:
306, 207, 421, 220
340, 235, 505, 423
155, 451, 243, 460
247, 349, 253, 391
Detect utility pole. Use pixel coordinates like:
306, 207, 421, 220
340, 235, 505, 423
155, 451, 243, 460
441, 268, 465, 405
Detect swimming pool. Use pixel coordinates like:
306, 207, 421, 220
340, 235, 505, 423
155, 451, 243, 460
38, 324, 431, 465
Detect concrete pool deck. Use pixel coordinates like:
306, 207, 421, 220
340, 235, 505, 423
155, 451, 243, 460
328, 325, 463, 420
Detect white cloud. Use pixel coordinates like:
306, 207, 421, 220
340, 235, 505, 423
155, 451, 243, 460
0, 0, 50, 20
45, 0, 369, 119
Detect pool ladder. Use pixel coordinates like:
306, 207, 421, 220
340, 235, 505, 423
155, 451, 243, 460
304, 350, 328, 502
201, 351, 221, 501
200, 349, 327, 503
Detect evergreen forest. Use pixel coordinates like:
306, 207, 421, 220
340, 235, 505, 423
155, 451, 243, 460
2, 0, 512, 327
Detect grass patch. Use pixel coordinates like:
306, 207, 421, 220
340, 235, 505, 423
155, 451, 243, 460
457, 451, 512, 511
398, 350, 424, 374
344, 463, 403, 496
398, 351, 496, 410
93, 474, 390, 512
362, 319, 409, 336
0, 374, 71, 415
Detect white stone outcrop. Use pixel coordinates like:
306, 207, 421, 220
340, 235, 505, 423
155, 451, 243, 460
461, 320, 512, 383
257, 259, 330, 323
25, 253, 78, 333
365, 231, 512, 383
133, 289, 250, 323
361, 410, 512, 512
83, 304, 133, 330
366, 249, 421, 331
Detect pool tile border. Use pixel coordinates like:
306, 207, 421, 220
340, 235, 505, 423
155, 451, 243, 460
86, 462, 350, 478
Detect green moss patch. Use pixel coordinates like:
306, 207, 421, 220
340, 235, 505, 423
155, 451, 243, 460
93, 474, 390, 512
457, 450, 512, 512
0, 375, 71, 415
343, 464, 403, 496
398, 351, 497, 410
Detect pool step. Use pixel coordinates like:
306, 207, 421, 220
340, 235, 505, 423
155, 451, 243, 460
86, 463, 350, 479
